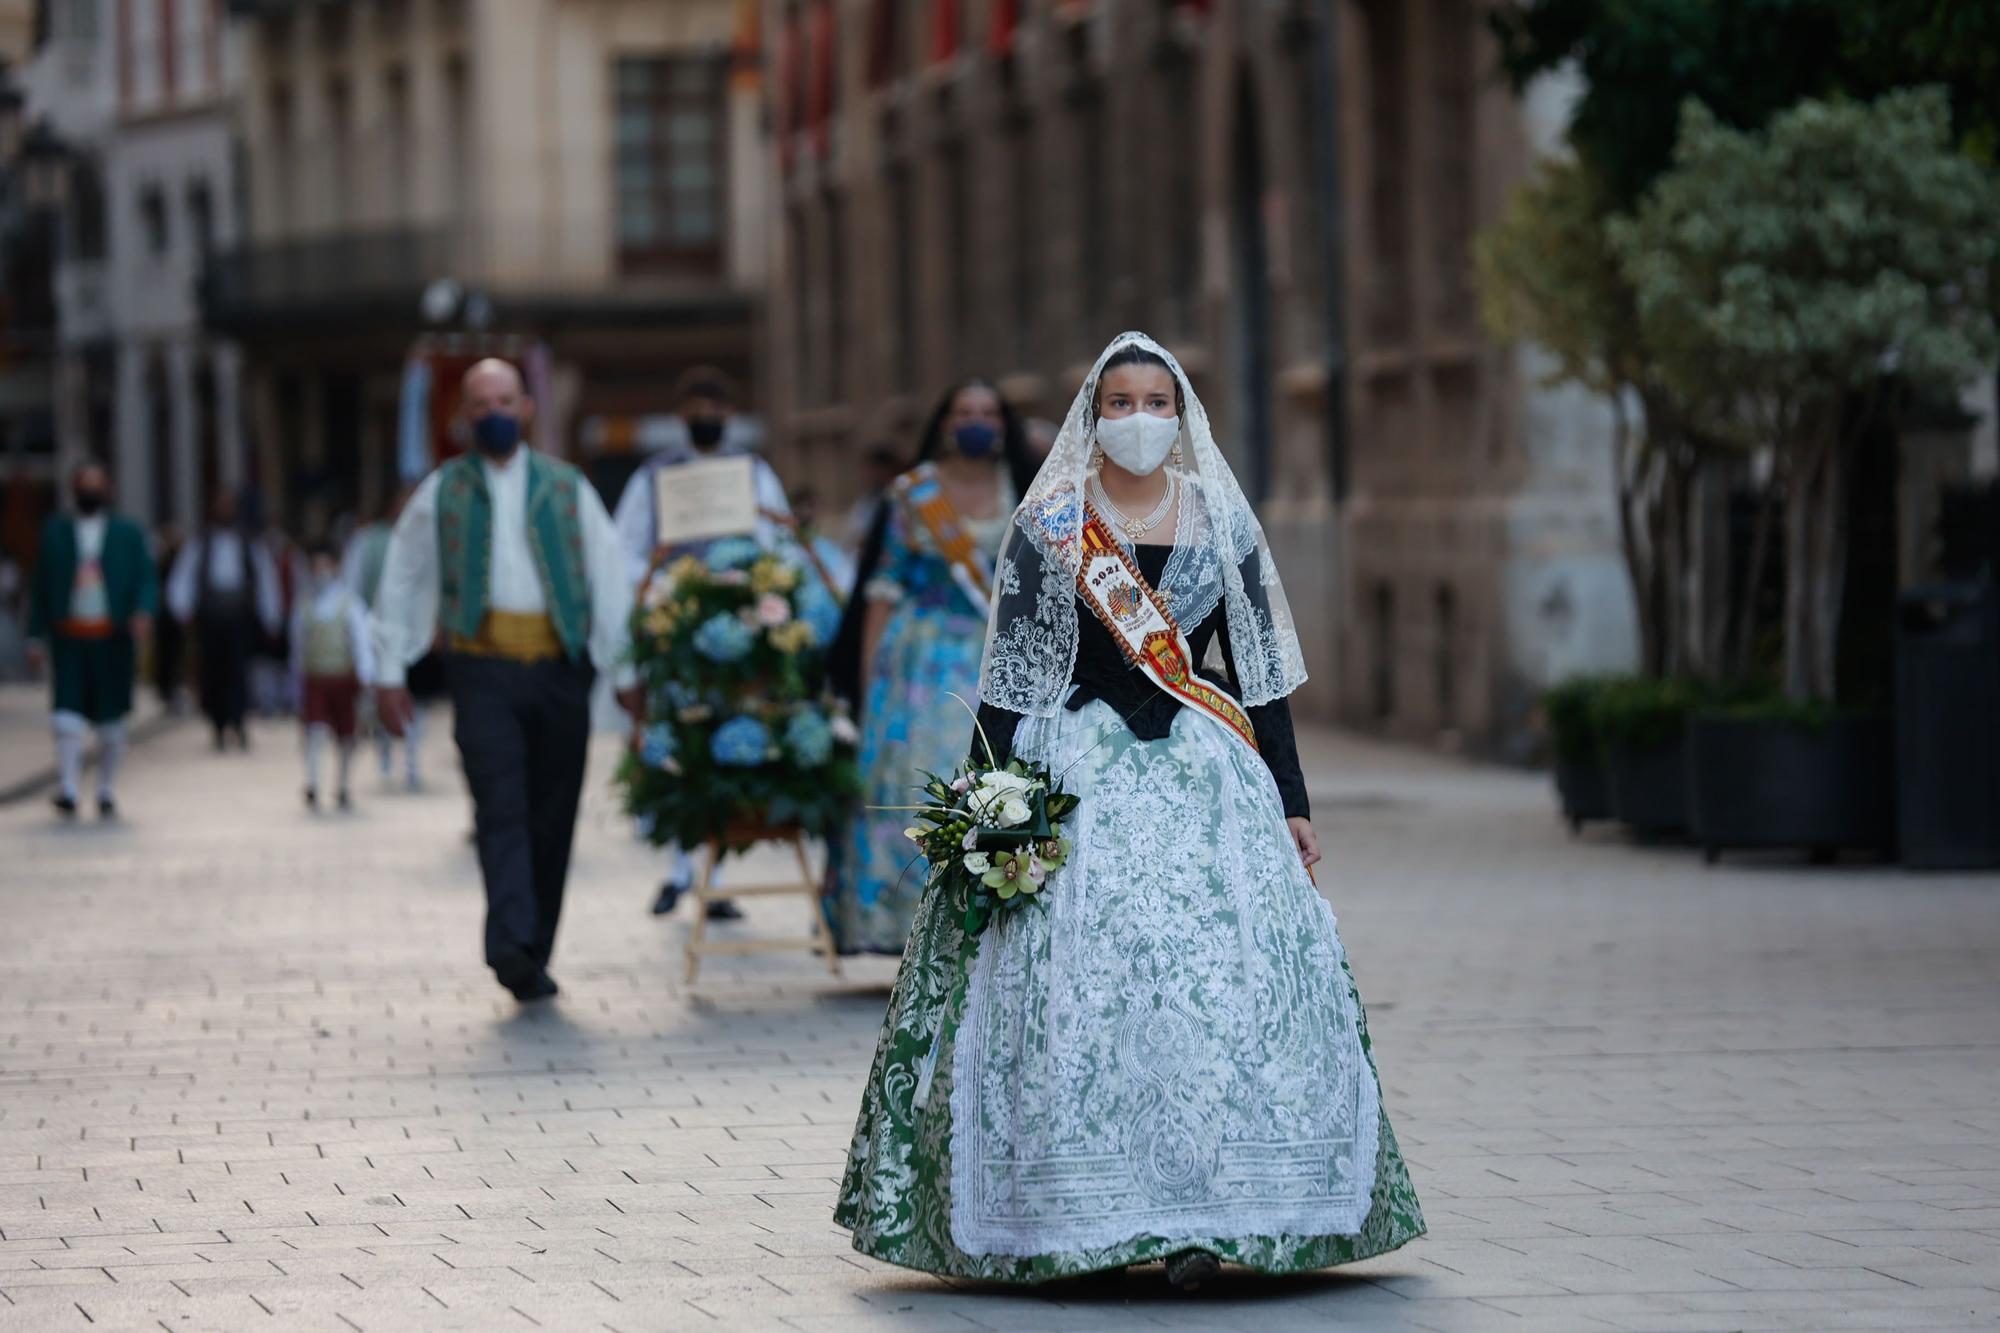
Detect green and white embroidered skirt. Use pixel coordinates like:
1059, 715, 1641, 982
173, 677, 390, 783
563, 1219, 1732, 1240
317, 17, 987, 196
835, 697, 1425, 1282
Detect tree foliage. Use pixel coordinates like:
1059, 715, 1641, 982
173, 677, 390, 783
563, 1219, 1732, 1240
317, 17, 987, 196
1489, 0, 2000, 203
1614, 89, 2000, 699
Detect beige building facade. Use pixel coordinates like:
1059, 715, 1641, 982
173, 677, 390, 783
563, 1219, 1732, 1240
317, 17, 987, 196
212, 0, 767, 531
758, 0, 1635, 750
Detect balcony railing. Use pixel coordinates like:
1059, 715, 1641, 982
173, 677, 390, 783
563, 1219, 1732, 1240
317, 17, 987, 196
202, 226, 452, 315
199, 224, 747, 335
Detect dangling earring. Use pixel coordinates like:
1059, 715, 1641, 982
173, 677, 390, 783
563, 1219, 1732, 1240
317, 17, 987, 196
1170, 439, 1185, 471
1089, 442, 1105, 473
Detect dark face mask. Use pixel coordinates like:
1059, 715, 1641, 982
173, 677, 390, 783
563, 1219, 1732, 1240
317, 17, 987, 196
472, 412, 521, 457
74, 490, 108, 516
952, 421, 999, 459
686, 416, 726, 449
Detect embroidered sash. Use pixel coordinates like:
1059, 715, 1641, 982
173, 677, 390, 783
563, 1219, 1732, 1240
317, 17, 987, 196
1076, 503, 1260, 754
894, 465, 991, 614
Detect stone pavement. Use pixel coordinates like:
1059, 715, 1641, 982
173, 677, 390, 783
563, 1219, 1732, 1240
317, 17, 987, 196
2, 712, 1998, 1333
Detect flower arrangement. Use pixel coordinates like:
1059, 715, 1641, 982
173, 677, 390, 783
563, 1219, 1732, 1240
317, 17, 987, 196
903, 730, 1080, 940
619, 545, 861, 854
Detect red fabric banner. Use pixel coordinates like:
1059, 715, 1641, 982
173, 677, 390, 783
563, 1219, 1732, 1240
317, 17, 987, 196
930, 0, 960, 64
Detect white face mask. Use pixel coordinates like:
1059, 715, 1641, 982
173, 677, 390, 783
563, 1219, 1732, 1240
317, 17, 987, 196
1095, 412, 1181, 475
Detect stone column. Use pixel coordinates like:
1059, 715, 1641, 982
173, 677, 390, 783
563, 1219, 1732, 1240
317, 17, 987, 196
213, 341, 246, 491
113, 342, 149, 517
166, 338, 200, 529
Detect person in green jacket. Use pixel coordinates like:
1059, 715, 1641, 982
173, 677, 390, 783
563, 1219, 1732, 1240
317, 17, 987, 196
26, 462, 159, 818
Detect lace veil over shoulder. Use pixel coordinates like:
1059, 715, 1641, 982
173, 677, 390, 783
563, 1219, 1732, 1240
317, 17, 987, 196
977, 331, 1309, 716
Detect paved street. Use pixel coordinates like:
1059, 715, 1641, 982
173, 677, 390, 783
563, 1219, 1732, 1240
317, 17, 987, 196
2, 713, 1998, 1333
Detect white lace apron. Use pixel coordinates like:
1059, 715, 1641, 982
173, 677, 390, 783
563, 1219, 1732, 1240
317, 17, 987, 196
948, 697, 1380, 1257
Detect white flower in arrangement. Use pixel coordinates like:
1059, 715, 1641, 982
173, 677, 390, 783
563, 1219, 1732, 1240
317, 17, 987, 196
754, 593, 792, 627
998, 797, 1032, 828
904, 826, 925, 844
967, 769, 1034, 821
951, 775, 972, 794
829, 713, 860, 745
963, 851, 991, 874
962, 827, 979, 850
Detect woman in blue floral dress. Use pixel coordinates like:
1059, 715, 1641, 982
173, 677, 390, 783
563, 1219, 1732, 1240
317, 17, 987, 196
826, 381, 1040, 954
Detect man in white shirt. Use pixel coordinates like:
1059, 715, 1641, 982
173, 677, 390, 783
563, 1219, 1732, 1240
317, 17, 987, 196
167, 487, 283, 750
373, 359, 641, 1003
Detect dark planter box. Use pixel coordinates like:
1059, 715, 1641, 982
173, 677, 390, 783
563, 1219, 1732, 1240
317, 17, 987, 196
1602, 737, 1689, 836
1688, 714, 1895, 864
1553, 756, 1612, 833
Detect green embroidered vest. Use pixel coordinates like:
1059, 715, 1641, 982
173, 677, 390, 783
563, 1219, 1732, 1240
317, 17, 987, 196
434, 452, 592, 658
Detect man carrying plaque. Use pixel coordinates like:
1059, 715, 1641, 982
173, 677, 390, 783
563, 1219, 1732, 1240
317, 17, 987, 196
372, 359, 641, 1003
613, 369, 791, 918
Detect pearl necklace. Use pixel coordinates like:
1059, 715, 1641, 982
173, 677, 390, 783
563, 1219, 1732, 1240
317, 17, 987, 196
1090, 470, 1178, 541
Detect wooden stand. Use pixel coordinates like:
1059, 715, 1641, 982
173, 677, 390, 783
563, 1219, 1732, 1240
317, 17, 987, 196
684, 824, 843, 985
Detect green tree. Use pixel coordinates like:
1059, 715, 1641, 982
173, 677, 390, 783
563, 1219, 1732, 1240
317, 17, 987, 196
1614, 90, 2000, 701
1489, 1, 2000, 199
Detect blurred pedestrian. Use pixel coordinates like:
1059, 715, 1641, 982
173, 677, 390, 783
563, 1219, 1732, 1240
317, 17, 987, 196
25, 461, 158, 818
168, 486, 282, 750
612, 368, 789, 920
291, 539, 377, 811
371, 359, 641, 1003
841, 445, 905, 554
822, 379, 1037, 954
345, 485, 423, 789
253, 524, 305, 717
152, 521, 187, 713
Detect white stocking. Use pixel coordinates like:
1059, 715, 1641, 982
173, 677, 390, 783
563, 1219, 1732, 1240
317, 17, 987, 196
95, 721, 127, 802
52, 711, 86, 801
304, 725, 326, 794
403, 706, 423, 783
336, 740, 355, 796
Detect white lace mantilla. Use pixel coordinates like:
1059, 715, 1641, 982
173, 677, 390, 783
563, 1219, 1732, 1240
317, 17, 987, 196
948, 699, 1380, 1256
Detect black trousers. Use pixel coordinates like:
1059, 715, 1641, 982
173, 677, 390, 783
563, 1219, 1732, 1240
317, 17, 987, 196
196, 612, 254, 732
448, 654, 593, 981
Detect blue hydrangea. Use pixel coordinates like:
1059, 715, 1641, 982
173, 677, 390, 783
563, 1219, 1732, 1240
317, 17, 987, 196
784, 707, 833, 767
798, 581, 842, 646
692, 612, 754, 663
657, 679, 698, 711
639, 723, 677, 769
710, 715, 772, 767
704, 537, 762, 571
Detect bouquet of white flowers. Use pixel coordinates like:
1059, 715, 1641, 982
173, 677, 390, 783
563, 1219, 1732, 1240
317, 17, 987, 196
904, 751, 1079, 940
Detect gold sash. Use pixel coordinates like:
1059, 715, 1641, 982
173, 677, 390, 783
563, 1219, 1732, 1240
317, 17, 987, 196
893, 464, 991, 613
1075, 503, 1259, 754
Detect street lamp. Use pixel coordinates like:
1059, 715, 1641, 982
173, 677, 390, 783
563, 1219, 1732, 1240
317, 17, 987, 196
20, 125, 73, 210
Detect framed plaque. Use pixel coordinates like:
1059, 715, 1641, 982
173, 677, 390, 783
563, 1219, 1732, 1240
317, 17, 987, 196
655, 455, 758, 547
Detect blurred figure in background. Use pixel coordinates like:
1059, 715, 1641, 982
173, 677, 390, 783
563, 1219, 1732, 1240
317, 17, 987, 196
346, 485, 423, 789
291, 539, 376, 811
26, 462, 158, 818
613, 368, 788, 920
372, 359, 641, 1003
253, 522, 305, 717
152, 522, 188, 714
841, 446, 905, 555
823, 380, 1037, 954
169, 486, 282, 750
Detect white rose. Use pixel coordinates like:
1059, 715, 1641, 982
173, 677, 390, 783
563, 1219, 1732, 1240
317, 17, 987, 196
963, 852, 991, 874
999, 797, 1031, 828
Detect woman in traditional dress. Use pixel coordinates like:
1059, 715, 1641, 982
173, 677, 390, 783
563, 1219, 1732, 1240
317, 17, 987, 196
835, 333, 1423, 1288
825, 380, 1040, 955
